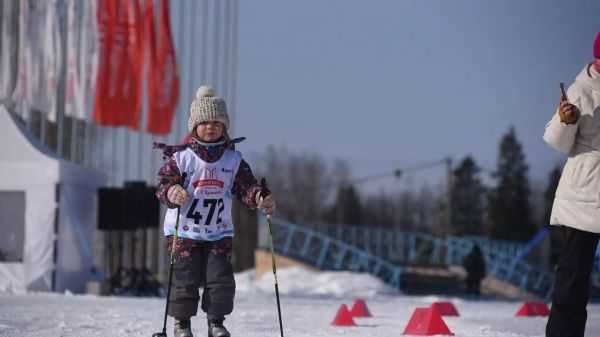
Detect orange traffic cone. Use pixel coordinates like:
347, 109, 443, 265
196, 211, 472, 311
430, 301, 460, 316
350, 299, 372, 317
402, 307, 454, 336
515, 302, 550, 317
332, 304, 356, 326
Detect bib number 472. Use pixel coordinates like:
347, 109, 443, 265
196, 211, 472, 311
186, 198, 224, 226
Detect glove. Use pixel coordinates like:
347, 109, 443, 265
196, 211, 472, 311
558, 97, 580, 125
167, 184, 189, 206
256, 193, 276, 216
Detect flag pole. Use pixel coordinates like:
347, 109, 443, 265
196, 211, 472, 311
229, 0, 239, 135
212, 0, 221, 91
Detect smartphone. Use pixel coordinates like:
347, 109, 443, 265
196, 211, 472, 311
560, 82, 568, 101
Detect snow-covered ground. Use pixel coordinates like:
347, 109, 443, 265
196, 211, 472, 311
1, 267, 599, 337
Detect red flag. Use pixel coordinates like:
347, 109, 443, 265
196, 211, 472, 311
94, 0, 145, 129
145, 0, 179, 135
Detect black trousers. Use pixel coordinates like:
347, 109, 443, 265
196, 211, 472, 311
166, 237, 236, 320
546, 227, 599, 337
465, 277, 482, 296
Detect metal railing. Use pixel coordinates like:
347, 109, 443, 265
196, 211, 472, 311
260, 218, 555, 299
258, 217, 403, 289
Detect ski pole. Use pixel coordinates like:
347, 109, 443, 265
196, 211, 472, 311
261, 178, 284, 337
153, 172, 187, 337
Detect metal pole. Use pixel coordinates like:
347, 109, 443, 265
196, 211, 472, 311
71, 117, 78, 162
267, 215, 284, 337
175, 0, 185, 143
40, 111, 47, 146
188, 1, 198, 90
211, 0, 220, 90
84, 122, 92, 167
445, 157, 453, 237
229, 0, 239, 135
186, 0, 197, 139
111, 127, 117, 186
57, 0, 68, 158
200, 0, 208, 85
96, 125, 103, 171
261, 178, 284, 337
222, 0, 230, 99
124, 128, 130, 183
152, 173, 186, 337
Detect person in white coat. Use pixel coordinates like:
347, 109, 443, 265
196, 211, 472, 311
543, 32, 600, 337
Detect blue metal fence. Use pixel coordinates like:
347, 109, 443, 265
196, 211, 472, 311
257, 217, 403, 289
259, 217, 555, 299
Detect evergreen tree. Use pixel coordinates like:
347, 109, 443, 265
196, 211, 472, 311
333, 184, 362, 224
450, 155, 485, 235
488, 127, 536, 241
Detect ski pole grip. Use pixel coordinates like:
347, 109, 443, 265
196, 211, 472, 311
260, 178, 272, 219
170, 171, 188, 263
181, 172, 188, 186
259, 178, 271, 197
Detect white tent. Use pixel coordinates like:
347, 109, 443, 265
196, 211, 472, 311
0, 105, 106, 293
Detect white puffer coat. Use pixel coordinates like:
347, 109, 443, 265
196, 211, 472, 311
543, 64, 600, 233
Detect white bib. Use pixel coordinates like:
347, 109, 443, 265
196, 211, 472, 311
163, 148, 242, 241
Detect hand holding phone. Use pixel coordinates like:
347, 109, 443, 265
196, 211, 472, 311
560, 82, 568, 102
558, 82, 579, 124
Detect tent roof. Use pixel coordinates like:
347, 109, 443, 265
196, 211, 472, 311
0, 105, 106, 188
0, 106, 59, 163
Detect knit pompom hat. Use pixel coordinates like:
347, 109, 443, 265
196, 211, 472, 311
188, 85, 230, 133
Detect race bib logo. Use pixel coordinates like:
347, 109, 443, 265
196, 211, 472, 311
192, 167, 224, 188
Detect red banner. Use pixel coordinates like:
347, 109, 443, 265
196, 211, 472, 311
145, 0, 179, 135
94, 0, 145, 129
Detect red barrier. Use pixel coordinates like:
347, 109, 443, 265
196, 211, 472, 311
402, 307, 454, 336
430, 301, 460, 316
516, 302, 550, 317
350, 299, 372, 317
332, 304, 356, 327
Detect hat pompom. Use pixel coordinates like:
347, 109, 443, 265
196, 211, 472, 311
196, 85, 214, 99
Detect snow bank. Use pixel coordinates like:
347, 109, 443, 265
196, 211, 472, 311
236, 266, 399, 298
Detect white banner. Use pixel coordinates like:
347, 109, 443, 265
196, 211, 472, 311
77, 0, 98, 122
0, 0, 18, 101
41, 0, 62, 122
64, 0, 80, 119
11, 0, 31, 120
20, 0, 61, 122
28, 1, 47, 118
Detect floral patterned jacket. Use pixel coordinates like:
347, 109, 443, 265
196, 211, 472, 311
155, 137, 262, 254
155, 137, 262, 210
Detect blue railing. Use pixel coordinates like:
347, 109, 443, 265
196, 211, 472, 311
259, 217, 555, 299
257, 217, 403, 289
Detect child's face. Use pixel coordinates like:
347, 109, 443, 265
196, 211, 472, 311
195, 121, 224, 142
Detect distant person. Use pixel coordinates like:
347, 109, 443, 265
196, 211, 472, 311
462, 244, 486, 296
155, 85, 276, 337
543, 32, 600, 337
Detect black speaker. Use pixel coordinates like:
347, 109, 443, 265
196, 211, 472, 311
98, 188, 124, 230
146, 186, 160, 229
123, 181, 161, 230
123, 181, 148, 230
98, 182, 160, 230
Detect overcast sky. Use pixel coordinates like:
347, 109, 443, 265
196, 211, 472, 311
227, 0, 600, 194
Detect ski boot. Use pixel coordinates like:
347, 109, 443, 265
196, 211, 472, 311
208, 318, 230, 337
174, 318, 193, 337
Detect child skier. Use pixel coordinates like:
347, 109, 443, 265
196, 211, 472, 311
156, 85, 276, 337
